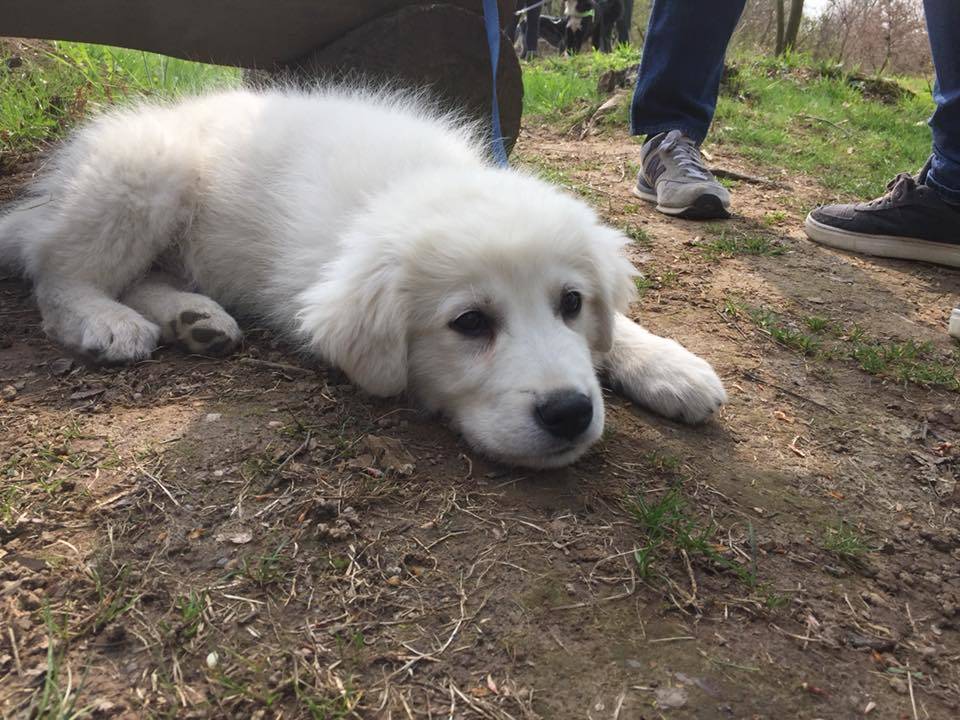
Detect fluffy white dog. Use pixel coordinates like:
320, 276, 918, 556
0, 87, 726, 468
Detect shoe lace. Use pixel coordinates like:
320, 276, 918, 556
658, 130, 711, 181
865, 172, 917, 208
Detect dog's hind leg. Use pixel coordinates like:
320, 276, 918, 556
603, 314, 727, 424
122, 273, 242, 357
10, 109, 205, 362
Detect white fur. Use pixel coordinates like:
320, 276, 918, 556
0, 86, 726, 468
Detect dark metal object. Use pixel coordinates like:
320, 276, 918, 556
0, 0, 523, 152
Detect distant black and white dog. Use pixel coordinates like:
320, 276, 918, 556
564, 0, 624, 54
515, 0, 624, 56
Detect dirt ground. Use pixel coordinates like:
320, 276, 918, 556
2, 120, 960, 720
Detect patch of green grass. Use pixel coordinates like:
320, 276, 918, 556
627, 488, 754, 585
516, 155, 606, 201
293, 677, 356, 720
633, 267, 678, 296
822, 521, 870, 558
31, 606, 90, 720
701, 230, 787, 260
623, 223, 652, 246
748, 307, 822, 355
0, 484, 20, 525
244, 539, 291, 588
85, 562, 140, 634
240, 448, 284, 479
634, 275, 654, 295
763, 591, 791, 610
643, 450, 683, 473
713, 52, 935, 199
522, 46, 641, 122
763, 210, 789, 226
214, 655, 357, 719
518, 155, 570, 186
804, 315, 830, 333
176, 590, 207, 639
1, 40, 239, 153
726, 299, 960, 390
849, 338, 959, 388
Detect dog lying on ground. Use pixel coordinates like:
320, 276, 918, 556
0, 87, 725, 468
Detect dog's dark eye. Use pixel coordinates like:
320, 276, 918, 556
450, 310, 492, 337
560, 290, 582, 318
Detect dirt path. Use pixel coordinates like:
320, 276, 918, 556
2, 123, 959, 719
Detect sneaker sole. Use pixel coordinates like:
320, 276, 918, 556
631, 186, 731, 220
804, 215, 960, 268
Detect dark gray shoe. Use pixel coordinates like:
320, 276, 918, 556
633, 130, 731, 219
804, 160, 960, 267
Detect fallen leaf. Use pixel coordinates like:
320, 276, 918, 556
216, 530, 252, 544
362, 435, 416, 474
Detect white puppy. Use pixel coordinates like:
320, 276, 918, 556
0, 87, 725, 468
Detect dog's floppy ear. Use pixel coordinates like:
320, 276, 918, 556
297, 244, 407, 397
588, 225, 638, 353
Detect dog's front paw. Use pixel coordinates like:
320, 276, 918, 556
76, 310, 160, 363
626, 344, 726, 424
606, 316, 726, 424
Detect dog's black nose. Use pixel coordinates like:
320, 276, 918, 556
535, 391, 594, 441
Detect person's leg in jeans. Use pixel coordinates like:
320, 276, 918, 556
630, 0, 746, 219
616, 0, 634, 46
804, 0, 960, 273
922, 0, 960, 207
523, 3, 542, 59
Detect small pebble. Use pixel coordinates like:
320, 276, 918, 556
49, 357, 74, 376
655, 687, 688, 709
888, 677, 908, 695
206, 651, 219, 669
204, 413, 222, 422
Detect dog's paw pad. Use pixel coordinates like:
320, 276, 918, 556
190, 327, 220, 344
179, 310, 209, 325
171, 307, 241, 357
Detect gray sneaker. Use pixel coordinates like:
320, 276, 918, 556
633, 130, 731, 219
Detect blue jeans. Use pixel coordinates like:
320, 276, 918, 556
630, 0, 960, 204
924, 0, 960, 204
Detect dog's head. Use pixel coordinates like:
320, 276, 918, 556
298, 167, 636, 468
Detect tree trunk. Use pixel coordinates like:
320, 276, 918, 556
783, 0, 804, 53
775, 0, 785, 55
